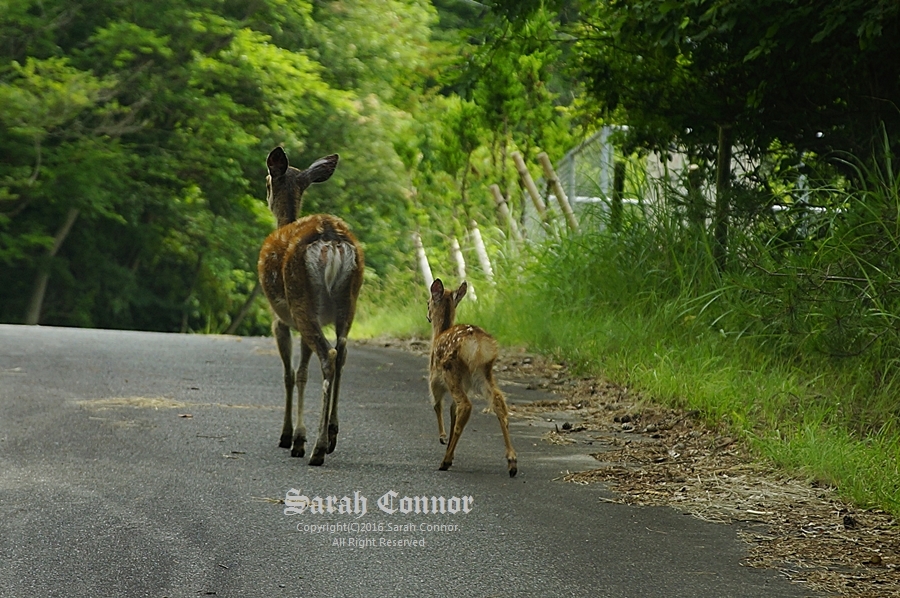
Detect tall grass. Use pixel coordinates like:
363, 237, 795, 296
468, 150, 900, 515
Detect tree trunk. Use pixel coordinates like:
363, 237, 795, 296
180, 254, 204, 333
686, 148, 706, 229
611, 160, 626, 232
24, 207, 79, 325
225, 281, 262, 335
714, 125, 733, 270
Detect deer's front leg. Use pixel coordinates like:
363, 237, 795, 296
274, 321, 295, 449
291, 340, 313, 458
429, 375, 447, 444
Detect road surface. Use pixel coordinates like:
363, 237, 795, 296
0, 324, 815, 597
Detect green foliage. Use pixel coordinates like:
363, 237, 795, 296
308, 0, 437, 103
0, 1, 424, 330
405, 5, 578, 272
0, 0, 577, 331
496, 0, 900, 162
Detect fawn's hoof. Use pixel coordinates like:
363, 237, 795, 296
508, 459, 518, 478
438, 460, 452, 471
309, 450, 325, 467
439, 436, 447, 445
326, 424, 339, 454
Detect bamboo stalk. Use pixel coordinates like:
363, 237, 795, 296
450, 237, 476, 300
412, 231, 433, 289
538, 152, 579, 232
490, 184, 523, 243
512, 151, 547, 218
469, 221, 494, 282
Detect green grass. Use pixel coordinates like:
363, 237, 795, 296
351, 269, 431, 340
358, 266, 900, 514
458, 249, 900, 514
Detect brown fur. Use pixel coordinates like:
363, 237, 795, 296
427, 278, 517, 477
257, 147, 364, 466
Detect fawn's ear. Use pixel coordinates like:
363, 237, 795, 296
430, 278, 445, 302
453, 281, 468, 306
267, 147, 289, 177
306, 154, 339, 183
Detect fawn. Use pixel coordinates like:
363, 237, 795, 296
427, 278, 517, 477
258, 147, 364, 466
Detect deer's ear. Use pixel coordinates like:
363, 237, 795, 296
430, 278, 445, 302
306, 154, 339, 183
267, 147, 289, 177
453, 281, 468, 305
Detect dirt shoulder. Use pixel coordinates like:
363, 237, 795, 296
364, 337, 900, 598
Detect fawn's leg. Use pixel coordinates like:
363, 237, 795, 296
274, 321, 295, 449
290, 339, 313, 458
485, 365, 517, 477
449, 400, 457, 438
439, 375, 472, 471
429, 375, 448, 444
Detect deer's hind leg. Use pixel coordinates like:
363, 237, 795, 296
300, 327, 336, 467
439, 366, 472, 471
326, 299, 355, 455
484, 363, 517, 477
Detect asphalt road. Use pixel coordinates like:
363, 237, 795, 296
0, 324, 816, 598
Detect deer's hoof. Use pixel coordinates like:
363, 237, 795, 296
309, 451, 325, 466
291, 444, 305, 458
508, 460, 518, 478
279, 435, 292, 449
326, 424, 339, 454
439, 436, 447, 445
438, 461, 451, 471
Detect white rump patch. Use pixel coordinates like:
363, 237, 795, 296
306, 239, 357, 296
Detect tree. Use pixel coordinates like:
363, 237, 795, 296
0, 0, 440, 331
486, 0, 900, 262
489, 0, 900, 165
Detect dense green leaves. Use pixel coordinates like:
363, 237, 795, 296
494, 0, 900, 161
0, 0, 576, 331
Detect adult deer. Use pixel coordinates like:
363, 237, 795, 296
258, 147, 364, 466
427, 278, 517, 477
